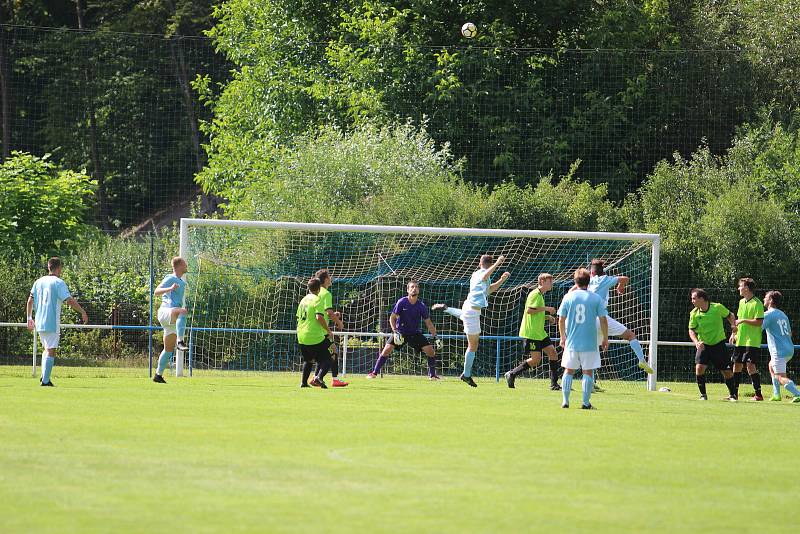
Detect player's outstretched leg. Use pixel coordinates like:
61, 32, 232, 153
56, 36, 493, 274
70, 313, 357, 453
432, 303, 463, 319
622, 330, 653, 374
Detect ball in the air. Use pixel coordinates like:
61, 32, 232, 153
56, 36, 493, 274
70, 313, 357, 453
461, 22, 477, 39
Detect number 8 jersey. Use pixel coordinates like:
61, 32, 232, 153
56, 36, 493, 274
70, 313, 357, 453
557, 289, 608, 351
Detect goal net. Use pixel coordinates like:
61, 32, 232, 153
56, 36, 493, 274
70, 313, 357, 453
179, 219, 660, 389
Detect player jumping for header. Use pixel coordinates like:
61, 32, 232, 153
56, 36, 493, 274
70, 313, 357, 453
432, 254, 510, 387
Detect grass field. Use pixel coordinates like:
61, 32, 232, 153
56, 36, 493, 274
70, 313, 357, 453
1, 366, 797, 533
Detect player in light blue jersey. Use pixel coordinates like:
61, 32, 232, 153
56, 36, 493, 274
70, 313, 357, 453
26, 257, 89, 387
558, 268, 608, 409
762, 291, 800, 402
152, 256, 189, 383
588, 259, 653, 375
432, 254, 510, 387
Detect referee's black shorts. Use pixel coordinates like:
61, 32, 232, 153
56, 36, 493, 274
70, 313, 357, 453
695, 340, 731, 371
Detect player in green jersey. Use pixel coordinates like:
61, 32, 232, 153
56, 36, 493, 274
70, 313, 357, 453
312, 269, 348, 387
297, 277, 334, 388
688, 288, 738, 401
503, 273, 560, 389
730, 278, 765, 401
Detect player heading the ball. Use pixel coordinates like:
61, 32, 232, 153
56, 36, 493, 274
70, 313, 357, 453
432, 254, 510, 387
368, 280, 442, 380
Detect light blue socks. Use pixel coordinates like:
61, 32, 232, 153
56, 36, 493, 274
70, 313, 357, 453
41, 355, 54, 384
785, 380, 800, 397
562, 373, 573, 406
630, 339, 645, 363
773, 377, 781, 398
157, 350, 173, 375
463, 351, 476, 377
176, 314, 187, 340
582, 375, 594, 406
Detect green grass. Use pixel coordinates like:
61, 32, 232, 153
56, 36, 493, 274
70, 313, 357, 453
0, 366, 796, 533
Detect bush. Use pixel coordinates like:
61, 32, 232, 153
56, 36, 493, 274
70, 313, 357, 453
0, 152, 95, 255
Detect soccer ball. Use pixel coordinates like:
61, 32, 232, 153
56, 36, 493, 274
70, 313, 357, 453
461, 22, 477, 39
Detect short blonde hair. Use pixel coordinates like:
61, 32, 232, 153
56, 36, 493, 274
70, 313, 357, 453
171, 256, 186, 269
538, 273, 553, 283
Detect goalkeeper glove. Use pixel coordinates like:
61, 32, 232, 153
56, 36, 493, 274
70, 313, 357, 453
392, 332, 404, 345
431, 335, 443, 350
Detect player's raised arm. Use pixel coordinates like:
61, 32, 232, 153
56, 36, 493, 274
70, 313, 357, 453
616, 276, 630, 295
489, 271, 510, 293
482, 254, 505, 281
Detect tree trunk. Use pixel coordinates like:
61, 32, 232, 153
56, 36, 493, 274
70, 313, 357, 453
170, 38, 205, 173
75, 0, 111, 231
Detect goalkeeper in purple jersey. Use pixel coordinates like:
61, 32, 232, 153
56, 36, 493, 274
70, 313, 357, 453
368, 280, 442, 380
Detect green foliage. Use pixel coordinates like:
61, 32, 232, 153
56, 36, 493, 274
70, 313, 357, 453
480, 165, 624, 232
0, 152, 95, 255
627, 111, 800, 287
222, 120, 484, 227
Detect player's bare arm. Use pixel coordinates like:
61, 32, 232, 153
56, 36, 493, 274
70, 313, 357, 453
599, 316, 609, 352
316, 313, 333, 339
616, 276, 630, 295
326, 308, 344, 329
153, 283, 178, 296
26, 295, 34, 331
66, 297, 89, 324
489, 272, 510, 293
689, 329, 704, 350
482, 254, 505, 281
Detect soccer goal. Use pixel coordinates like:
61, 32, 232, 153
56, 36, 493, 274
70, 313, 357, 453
178, 219, 660, 390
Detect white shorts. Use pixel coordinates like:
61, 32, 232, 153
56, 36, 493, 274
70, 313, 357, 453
770, 354, 794, 374
460, 303, 481, 335
38, 331, 60, 350
597, 316, 627, 338
562, 349, 601, 371
158, 307, 177, 336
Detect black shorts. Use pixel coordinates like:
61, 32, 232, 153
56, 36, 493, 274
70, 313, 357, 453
389, 332, 431, 353
299, 340, 333, 362
523, 338, 554, 353
696, 340, 732, 371
732, 346, 761, 365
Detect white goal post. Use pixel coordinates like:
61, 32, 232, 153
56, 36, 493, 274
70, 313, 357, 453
178, 218, 660, 390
